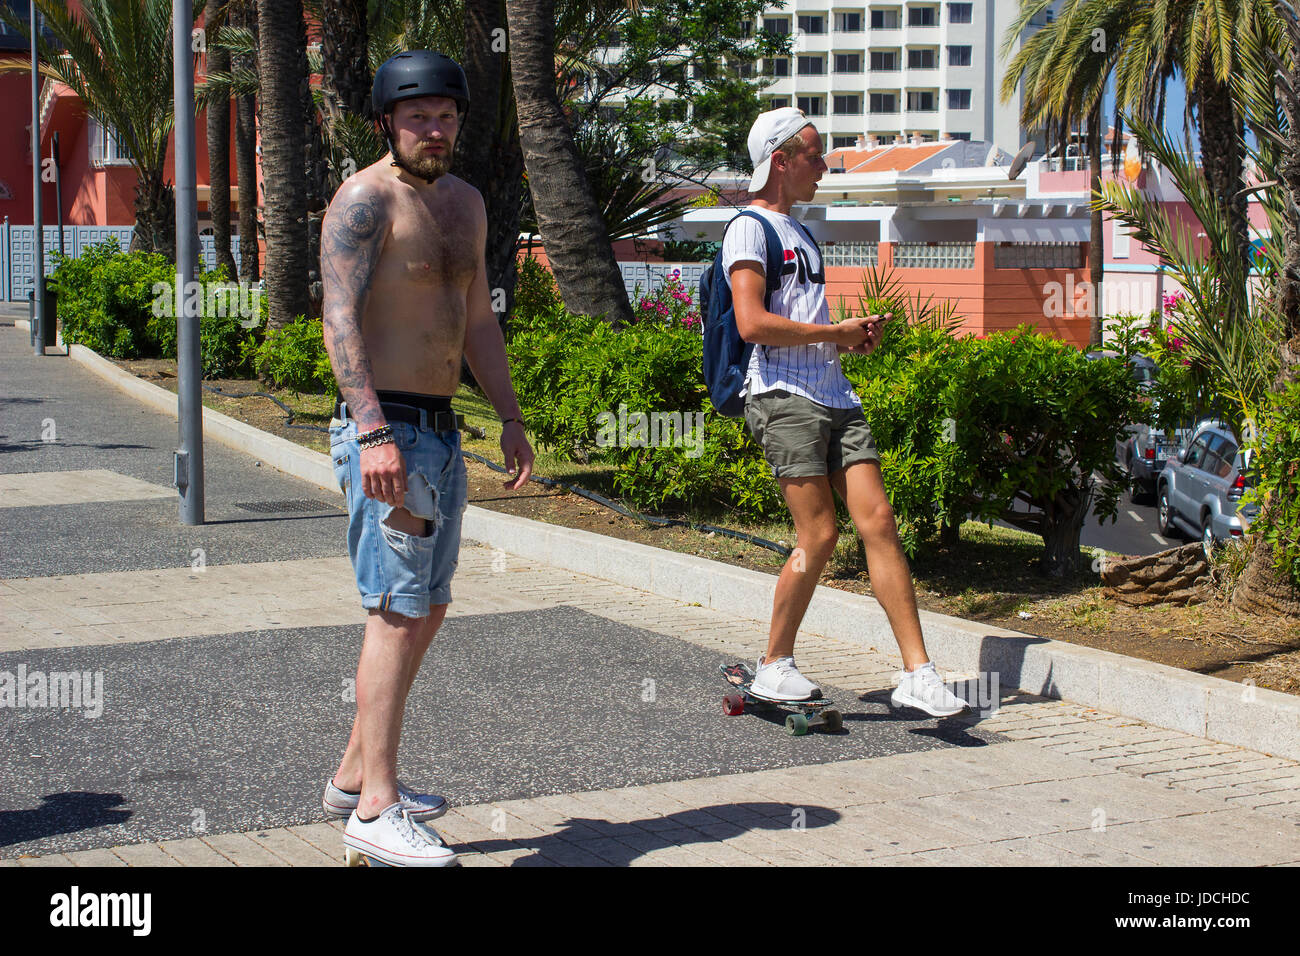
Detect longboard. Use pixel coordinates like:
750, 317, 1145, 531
720, 662, 843, 735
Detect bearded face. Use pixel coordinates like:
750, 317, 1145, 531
386, 97, 459, 183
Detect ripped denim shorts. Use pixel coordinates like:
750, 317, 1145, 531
329, 410, 468, 618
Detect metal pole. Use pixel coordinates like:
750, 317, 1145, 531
30, 0, 43, 356
174, 0, 203, 524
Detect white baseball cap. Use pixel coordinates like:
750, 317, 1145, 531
747, 107, 814, 193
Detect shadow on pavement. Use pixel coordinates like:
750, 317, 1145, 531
0, 793, 132, 849
456, 802, 841, 866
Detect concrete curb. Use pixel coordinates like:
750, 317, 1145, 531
47, 321, 1300, 762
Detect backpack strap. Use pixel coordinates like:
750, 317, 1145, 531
723, 209, 784, 309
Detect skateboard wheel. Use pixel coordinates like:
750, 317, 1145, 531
344, 847, 364, 867
723, 694, 745, 716
822, 709, 843, 732
786, 713, 809, 736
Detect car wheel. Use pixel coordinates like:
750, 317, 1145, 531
1157, 487, 1176, 536
1201, 518, 1217, 560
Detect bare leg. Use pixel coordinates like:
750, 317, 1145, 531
333, 505, 447, 815
764, 476, 839, 663
830, 462, 929, 671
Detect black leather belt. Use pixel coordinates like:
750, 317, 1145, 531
334, 391, 463, 433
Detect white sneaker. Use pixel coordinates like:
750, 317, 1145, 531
343, 803, 458, 867
323, 778, 448, 822
891, 662, 969, 717
751, 656, 822, 702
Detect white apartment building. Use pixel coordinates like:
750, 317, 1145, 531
597, 1, 1061, 157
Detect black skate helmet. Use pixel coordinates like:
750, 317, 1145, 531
372, 50, 469, 138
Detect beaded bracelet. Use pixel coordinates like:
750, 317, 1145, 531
501, 417, 524, 427
357, 424, 394, 449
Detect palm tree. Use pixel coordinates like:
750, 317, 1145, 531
505, 0, 634, 326
234, 0, 260, 281
204, 0, 238, 277
255, 0, 311, 328
0, 0, 206, 257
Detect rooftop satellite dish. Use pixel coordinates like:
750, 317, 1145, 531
1007, 141, 1036, 180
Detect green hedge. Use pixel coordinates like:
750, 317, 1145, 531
1251, 380, 1300, 588
507, 292, 1144, 570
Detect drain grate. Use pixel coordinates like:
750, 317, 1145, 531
234, 498, 341, 514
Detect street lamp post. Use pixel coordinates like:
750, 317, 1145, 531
30, 0, 42, 356
174, 0, 204, 524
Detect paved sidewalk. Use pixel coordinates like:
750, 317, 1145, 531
3, 310, 1299, 866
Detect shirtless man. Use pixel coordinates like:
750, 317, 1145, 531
319, 50, 534, 866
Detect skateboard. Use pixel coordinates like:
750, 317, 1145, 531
344, 820, 453, 867
720, 662, 843, 735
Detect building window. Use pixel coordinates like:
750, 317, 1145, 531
947, 44, 972, 66
798, 14, 827, 34
870, 9, 900, 29
88, 116, 132, 165
949, 131, 971, 140
834, 11, 863, 31
833, 94, 862, 114
947, 89, 971, 110
907, 48, 937, 69
870, 50, 899, 71
769, 96, 791, 108
908, 6, 938, 27
834, 53, 863, 73
870, 92, 899, 113
764, 16, 790, 34
907, 90, 937, 111
832, 135, 859, 149
765, 57, 791, 77
797, 55, 826, 75
738, 20, 753, 38
796, 95, 826, 116
948, 3, 972, 24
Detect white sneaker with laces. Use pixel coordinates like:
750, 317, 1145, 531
891, 662, 969, 717
751, 655, 822, 702
343, 802, 458, 867
323, 778, 448, 822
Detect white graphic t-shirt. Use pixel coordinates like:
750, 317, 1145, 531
719, 206, 860, 409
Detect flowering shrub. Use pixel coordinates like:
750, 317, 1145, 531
632, 271, 703, 331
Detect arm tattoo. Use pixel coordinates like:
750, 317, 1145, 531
322, 192, 386, 429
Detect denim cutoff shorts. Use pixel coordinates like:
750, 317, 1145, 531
329, 411, 468, 618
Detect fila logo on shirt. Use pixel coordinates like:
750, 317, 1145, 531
780, 246, 824, 286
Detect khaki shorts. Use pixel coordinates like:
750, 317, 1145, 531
743, 388, 879, 479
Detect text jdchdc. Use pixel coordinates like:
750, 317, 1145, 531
595, 404, 705, 458
0, 664, 104, 718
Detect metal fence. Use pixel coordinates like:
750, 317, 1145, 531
2, 219, 242, 301
892, 241, 975, 269
619, 261, 708, 301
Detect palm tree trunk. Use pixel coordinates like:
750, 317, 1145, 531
317, 0, 370, 125
255, 0, 310, 329
1233, 2, 1300, 616
1195, 61, 1251, 272
130, 169, 175, 259
456, 0, 526, 321
204, 0, 237, 278
1088, 101, 1104, 348
505, 0, 634, 326
235, 0, 260, 282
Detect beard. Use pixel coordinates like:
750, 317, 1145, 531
391, 140, 452, 183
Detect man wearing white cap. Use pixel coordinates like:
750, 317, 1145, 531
723, 107, 968, 716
